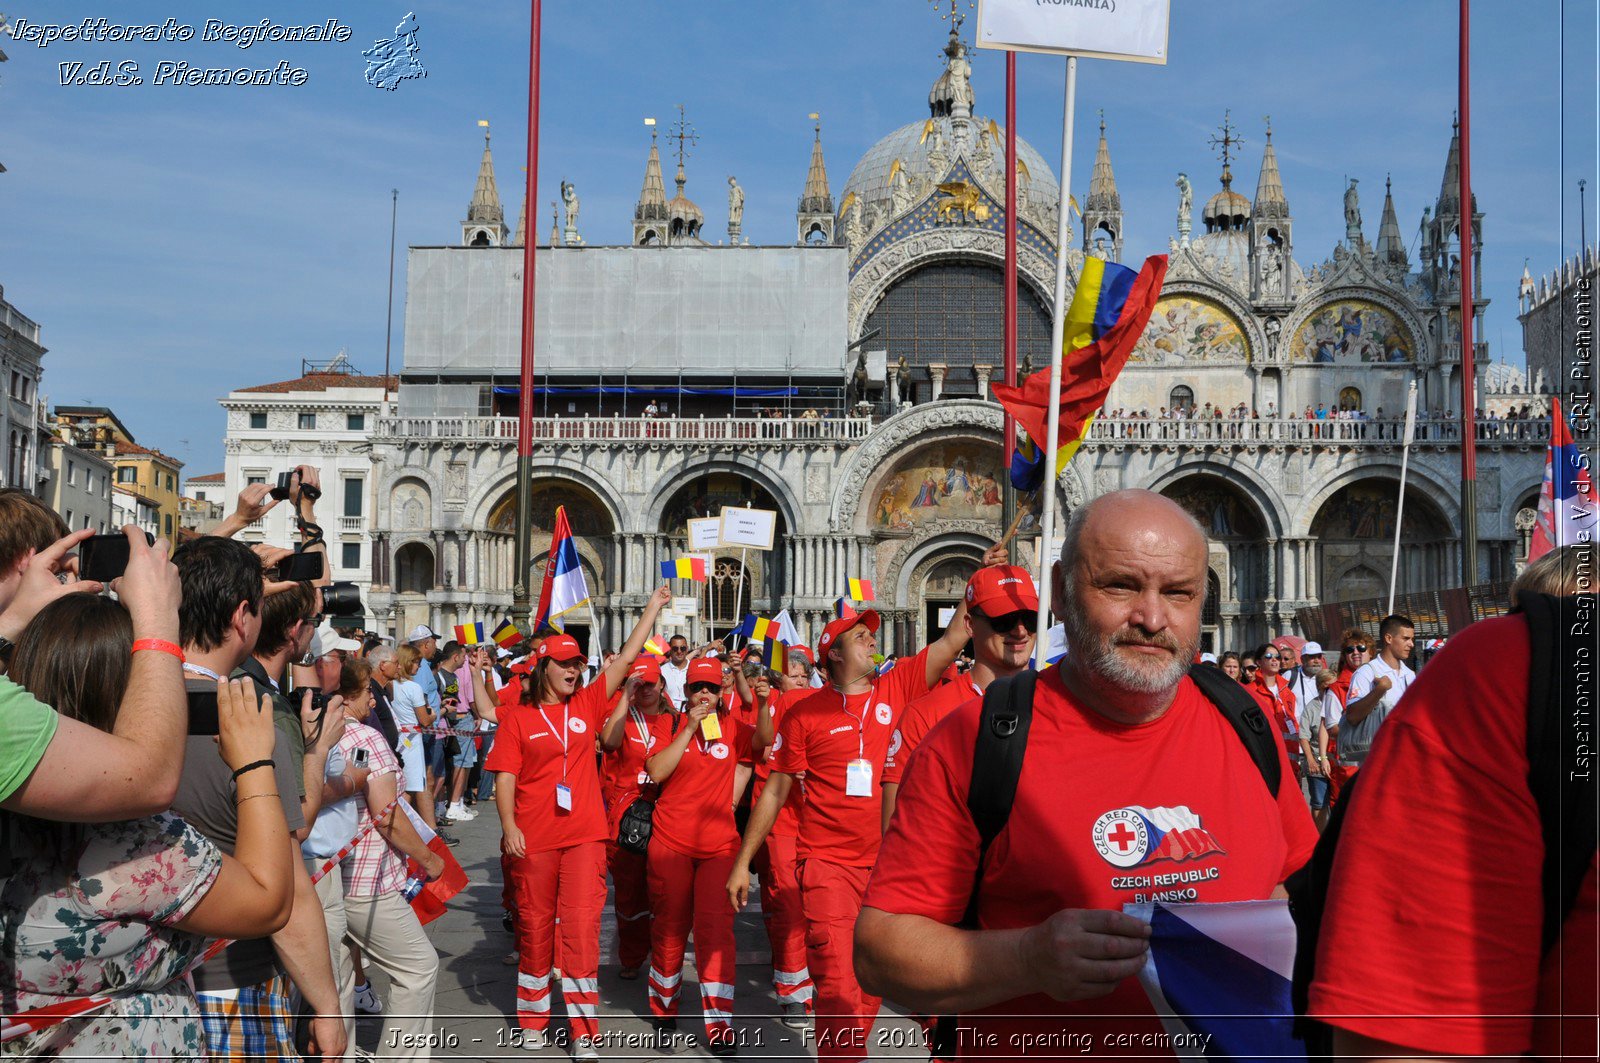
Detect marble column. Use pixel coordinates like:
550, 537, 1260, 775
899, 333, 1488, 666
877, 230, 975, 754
974, 364, 994, 401
928, 364, 947, 402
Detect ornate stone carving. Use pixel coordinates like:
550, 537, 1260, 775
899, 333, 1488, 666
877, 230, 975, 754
805, 463, 828, 505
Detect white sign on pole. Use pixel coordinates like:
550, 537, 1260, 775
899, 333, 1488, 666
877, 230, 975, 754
937, 606, 957, 628
672, 596, 699, 617
976, 0, 1170, 64
719, 507, 777, 550
660, 610, 685, 627
687, 517, 723, 552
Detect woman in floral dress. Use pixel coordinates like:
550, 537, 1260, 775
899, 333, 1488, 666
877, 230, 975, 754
2, 594, 294, 1058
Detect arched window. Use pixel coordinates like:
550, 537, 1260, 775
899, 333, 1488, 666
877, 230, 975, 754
1169, 385, 1195, 412
468, 230, 490, 248
1339, 386, 1362, 412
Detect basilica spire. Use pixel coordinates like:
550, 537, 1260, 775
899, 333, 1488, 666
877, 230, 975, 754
462, 122, 508, 247
1247, 118, 1292, 301
1081, 116, 1122, 260
798, 114, 836, 245
633, 120, 669, 245
1376, 175, 1408, 272
1252, 123, 1289, 219
1436, 115, 1463, 216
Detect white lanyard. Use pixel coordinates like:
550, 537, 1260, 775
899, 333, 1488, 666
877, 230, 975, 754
537, 702, 570, 781
628, 707, 651, 748
840, 682, 878, 761
184, 663, 224, 683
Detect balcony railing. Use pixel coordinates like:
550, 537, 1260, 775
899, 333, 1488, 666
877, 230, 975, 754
375, 414, 875, 444
339, 516, 363, 533
1084, 416, 1552, 447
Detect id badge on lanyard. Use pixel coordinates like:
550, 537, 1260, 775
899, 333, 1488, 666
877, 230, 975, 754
539, 703, 571, 813
844, 686, 876, 799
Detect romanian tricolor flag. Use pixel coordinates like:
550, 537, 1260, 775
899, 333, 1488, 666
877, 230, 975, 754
761, 637, 788, 671
660, 557, 708, 581
644, 636, 667, 657
846, 578, 875, 602
454, 622, 490, 647
736, 615, 779, 643
994, 254, 1168, 492
493, 620, 522, 648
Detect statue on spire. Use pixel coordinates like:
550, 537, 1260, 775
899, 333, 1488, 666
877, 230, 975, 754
1175, 172, 1193, 245
1344, 178, 1363, 246
561, 180, 583, 246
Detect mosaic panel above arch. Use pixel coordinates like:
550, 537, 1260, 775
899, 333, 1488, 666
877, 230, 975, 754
486, 481, 613, 536
871, 440, 1005, 532
1131, 296, 1250, 365
1291, 299, 1415, 364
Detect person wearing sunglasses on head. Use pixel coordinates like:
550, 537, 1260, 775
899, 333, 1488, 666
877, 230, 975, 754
1238, 652, 1259, 685
881, 562, 1038, 830
643, 656, 756, 1054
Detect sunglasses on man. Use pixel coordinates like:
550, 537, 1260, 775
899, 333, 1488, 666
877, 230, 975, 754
977, 610, 1037, 633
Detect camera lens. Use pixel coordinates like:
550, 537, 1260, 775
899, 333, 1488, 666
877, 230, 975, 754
322, 581, 364, 621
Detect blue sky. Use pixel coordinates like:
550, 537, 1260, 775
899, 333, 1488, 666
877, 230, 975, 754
4, 1, 1596, 473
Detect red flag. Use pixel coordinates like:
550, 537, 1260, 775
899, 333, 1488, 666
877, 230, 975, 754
991, 255, 1168, 470
397, 800, 469, 925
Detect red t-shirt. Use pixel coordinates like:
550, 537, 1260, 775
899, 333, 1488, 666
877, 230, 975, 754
773, 648, 931, 867
1309, 614, 1598, 1058
1248, 673, 1300, 754
754, 687, 808, 837
483, 681, 610, 853
648, 711, 753, 859
600, 703, 668, 836
883, 672, 980, 786
865, 667, 1317, 1056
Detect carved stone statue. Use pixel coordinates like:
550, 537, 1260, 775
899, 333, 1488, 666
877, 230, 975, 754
927, 125, 948, 178
561, 179, 581, 246
727, 176, 744, 228
1260, 244, 1282, 296
891, 162, 913, 216
1344, 178, 1362, 245
895, 356, 911, 403
849, 352, 870, 407
843, 195, 865, 250
1175, 172, 1193, 245
1264, 317, 1282, 358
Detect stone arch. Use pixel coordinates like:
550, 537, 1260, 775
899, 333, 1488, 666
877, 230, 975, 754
1293, 462, 1461, 539
1283, 287, 1427, 366
467, 463, 625, 536
388, 474, 436, 533
835, 399, 1004, 533
1308, 476, 1454, 600
644, 457, 801, 537
1142, 461, 1288, 540
478, 475, 620, 602
888, 531, 989, 651
862, 436, 1007, 539
394, 540, 435, 594
1132, 287, 1255, 366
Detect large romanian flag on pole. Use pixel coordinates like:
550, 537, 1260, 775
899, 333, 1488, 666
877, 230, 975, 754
993, 255, 1168, 491
533, 505, 591, 634
1529, 396, 1598, 560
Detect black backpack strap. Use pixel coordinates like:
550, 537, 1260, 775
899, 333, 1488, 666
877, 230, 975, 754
930, 670, 1037, 1060
1519, 591, 1600, 952
1188, 664, 1281, 798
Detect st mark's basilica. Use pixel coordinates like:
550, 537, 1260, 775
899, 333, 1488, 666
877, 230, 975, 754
360, 22, 1551, 654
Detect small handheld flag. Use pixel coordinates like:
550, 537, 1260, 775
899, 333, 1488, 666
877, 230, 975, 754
761, 638, 787, 671
834, 598, 859, 620
644, 636, 667, 657
735, 615, 778, 642
454, 622, 489, 646
660, 557, 708, 581
846, 578, 875, 602
534, 506, 592, 634
1529, 397, 1598, 560
493, 620, 522, 648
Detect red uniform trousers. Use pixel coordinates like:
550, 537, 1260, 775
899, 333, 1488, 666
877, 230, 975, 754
754, 833, 813, 1008
798, 859, 879, 1063
511, 841, 606, 1040
646, 838, 737, 1039
606, 840, 652, 970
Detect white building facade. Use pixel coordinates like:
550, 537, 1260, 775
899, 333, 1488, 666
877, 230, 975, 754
1, 285, 45, 494
220, 371, 395, 624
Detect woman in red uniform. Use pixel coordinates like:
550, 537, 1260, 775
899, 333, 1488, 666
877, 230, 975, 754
479, 586, 671, 1058
645, 657, 755, 1053
1248, 641, 1315, 802
598, 655, 668, 980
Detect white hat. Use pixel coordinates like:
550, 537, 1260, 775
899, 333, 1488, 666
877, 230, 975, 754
1301, 641, 1325, 656
313, 622, 363, 657
405, 625, 439, 644
1199, 652, 1218, 664
497, 647, 513, 659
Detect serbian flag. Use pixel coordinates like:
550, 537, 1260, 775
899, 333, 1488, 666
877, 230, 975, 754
1529, 397, 1598, 560
534, 505, 591, 634
454, 622, 489, 646
396, 800, 469, 926
994, 255, 1167, 491
846, 577, 875, 601
1124, 899, 1305, 1061
660, 557, 708, 581
493, 620, 522, 648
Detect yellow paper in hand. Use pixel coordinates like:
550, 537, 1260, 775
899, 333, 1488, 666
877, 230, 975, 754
700, 713, 722, 742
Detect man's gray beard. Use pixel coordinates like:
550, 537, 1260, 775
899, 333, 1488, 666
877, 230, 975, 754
1062, 608, 1196, 695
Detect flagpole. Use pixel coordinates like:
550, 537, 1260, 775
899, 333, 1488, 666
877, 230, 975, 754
1387, 381, 1418, 614
1457, 0, 1479, 585
511, 0, 544, 626
1000, 50, 1020, 541
1033, 55, 1079, 651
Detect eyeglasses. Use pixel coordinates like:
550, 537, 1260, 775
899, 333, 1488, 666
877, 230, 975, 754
978, 611, 1038, 633
1260, 653, 1279, 661
1342, 644, 1368, 654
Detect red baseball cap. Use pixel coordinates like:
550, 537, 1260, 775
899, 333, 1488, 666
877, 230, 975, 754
630, 656, 662, 683
964, 565, 1039, 617
792, 645, 815, 664
686, 658, 724, 686
509, 660, 535, 676
536, 634, 584, 664
817, 610, 881, 662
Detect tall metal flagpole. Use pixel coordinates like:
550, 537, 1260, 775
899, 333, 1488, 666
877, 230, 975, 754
1457, 0, 1479, 586
1387, 380, 1419, 614
512, 0, 543, 625
383, 189, 398, 407
1033, 56, 1079, 647
1000, 51, 1019, 539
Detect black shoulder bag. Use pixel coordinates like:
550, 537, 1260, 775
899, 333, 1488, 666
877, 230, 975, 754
617, 709, 680, 855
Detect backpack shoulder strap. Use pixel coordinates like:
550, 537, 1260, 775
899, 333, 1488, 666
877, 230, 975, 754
965, 671, 1038, 854
1188, 665, 1281, 798
1519, 591, 1600, 952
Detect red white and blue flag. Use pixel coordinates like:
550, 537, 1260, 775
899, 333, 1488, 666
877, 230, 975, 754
1529, 397, 1598, 561
534, 505, 591, 633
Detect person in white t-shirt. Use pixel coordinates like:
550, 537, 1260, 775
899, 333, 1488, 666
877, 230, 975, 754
1340, 614, 1416, 771
659, 635, 691, 709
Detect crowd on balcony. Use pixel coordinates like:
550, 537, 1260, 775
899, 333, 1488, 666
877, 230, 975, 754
1093, 397, 1551, 444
